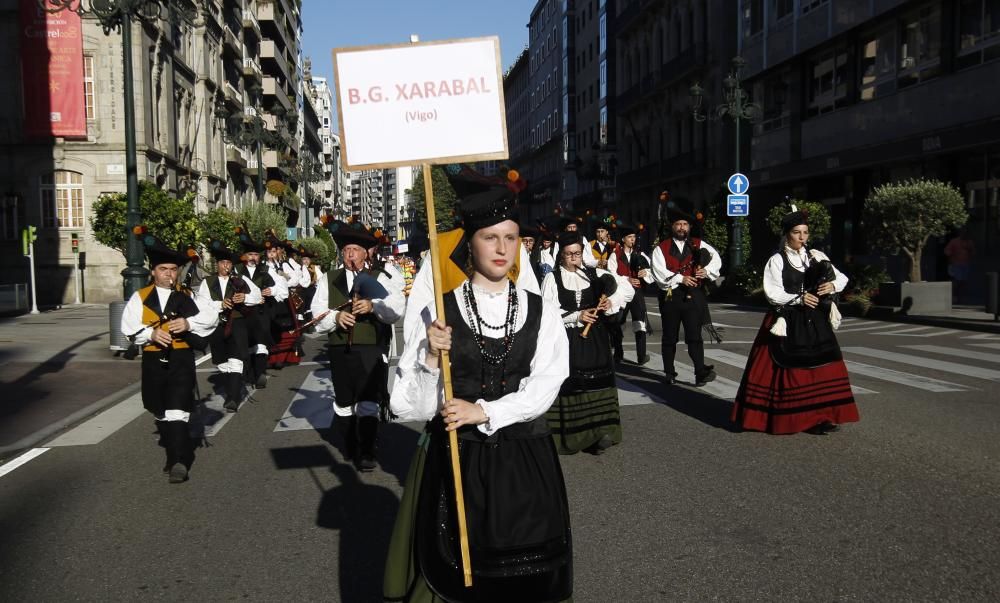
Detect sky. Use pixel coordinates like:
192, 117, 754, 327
300, 0, 538, 130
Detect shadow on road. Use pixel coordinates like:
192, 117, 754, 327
270, 444, 403, 601
1, 333, 103, 419
616, 362, 738, 431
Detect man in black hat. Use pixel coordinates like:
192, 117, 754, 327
197, 240, 262, 412
650, 202, 722, 385
552, 214, 599, 268
589, 218, 615, 269
311, 220, 405, 472
608, 223, 654, 365
121, 227, 218, 483
234, 226, 285, 388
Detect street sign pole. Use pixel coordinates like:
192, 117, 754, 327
28, 239, 39, 315
72, 232, 81, 305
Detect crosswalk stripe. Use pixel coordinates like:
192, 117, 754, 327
962, 333, 1000, 340
843, 360, 970, 393
875, 326, 936, 335
275, 368, 335, 432
702, 349, 877, 395
636, 351, 740, 400
193, 393, 242, 437
971, 343, 1000, 350
837, 324, 897, 333
46, 393, 145, 447
842, 347, 1000, 381
616, 377, 665, 406
902, 345, 1000, 365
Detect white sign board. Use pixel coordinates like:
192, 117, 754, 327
333, 37, 509, 170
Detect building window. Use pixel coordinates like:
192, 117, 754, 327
40, 171, 84, 229
1, 194, 18, 240
957, 0, 1000, 69
898, 5, 942, 88
599, 106, 607, 144
773, 0, 794, 21
599, 13, 606, 54
743, 0, 763, 38
860, 28, 896, 101
807, 49, 848, 116
755, 74, 790, 132
84, 56, 96, 120
801, 0, 828, 15
599, 59, 607, 99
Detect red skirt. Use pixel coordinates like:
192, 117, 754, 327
731, 312, 859, 434
268, 329, 302, 367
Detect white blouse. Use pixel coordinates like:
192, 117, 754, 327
310, 265, 406, 335
540, 266, 635, 326
390, 282, 570, 436
241, 263, 289, 303
606, 249, 655, 284
763, 248, 849, 306
121, 286, 219, 346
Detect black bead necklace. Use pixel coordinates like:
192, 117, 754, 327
462, 280, 518, 366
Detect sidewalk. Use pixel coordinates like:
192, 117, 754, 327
0, 304, 141, 458
865, 304, 1000, 334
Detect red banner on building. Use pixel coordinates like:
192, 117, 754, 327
19, 0, 86, 138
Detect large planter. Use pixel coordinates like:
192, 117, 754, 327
876, 281, 952, 314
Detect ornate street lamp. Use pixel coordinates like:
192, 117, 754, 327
281, 144, 325, 236
215, 84, 294, 202
690, 56, 762, 269
37, 0, 199, 299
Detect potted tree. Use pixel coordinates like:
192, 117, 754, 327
863, 178, 968, 314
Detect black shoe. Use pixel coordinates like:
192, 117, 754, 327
273, 361, 285, 370
637, 354, 651, 366
808, 421, 839, 434
665, 372, 678, 385
162, 462, 171, 475
695, 366, 716, 386
596, 434, 614, 450
613, 353, 624, 365
167, 464, 189, 483
357, 454, 378, 472
223, 398, 239, 413
255, 373, 267, 389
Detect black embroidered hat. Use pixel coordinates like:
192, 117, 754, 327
518, 222, 541, 239
133, 225, 189, 268
235, 224, 265, 253
780, 203, 809, 234
557, 230, 583, 252
325, 217, 377, 249
296, 244, 317, 259
208, 238, 239, 264
616, 222, 637, 238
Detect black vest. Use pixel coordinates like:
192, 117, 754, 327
553, 266, 600, 311
445, 289, 541, 405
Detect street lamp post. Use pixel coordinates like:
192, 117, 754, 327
216, 86, 294, 203
282, 144, 324, 237
690, 56, 762, 269
38, 0, 196, 299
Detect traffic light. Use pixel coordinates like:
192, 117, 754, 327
71, 231, 80, 253
27, 225, 37, 243
22, 226, 37, 256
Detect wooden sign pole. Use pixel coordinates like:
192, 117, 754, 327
422, 163, 473, 587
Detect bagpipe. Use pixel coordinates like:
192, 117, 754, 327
667, 246, 714, 301
345, 269, 390, 352
579, 271, 619, 339
770, 249, 842, 337
220, 275, 252, 338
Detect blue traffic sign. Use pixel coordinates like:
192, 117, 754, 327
727, 194, 750, 217
727, 173, 749, 195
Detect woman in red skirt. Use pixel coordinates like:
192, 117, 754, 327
731, 205, 860, 435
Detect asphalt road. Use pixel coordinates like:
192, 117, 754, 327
1, 300, 998, 601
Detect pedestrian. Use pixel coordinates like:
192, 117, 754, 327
198, 240, 261, 413
541, 230, 632, 455
730, 205, 859, 435
234, 226, 283, 388
310, 219, 405, 472
120, 227, 218, 483
944, 227, 975, 303
650, 201, 722, 385
384, 174, 572, 602
607, 223, 654, 365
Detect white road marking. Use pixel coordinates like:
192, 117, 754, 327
0, 448, 49, 478
616, 377, 665, 406
962, 333, 1000, 340
46, 393, 146, 447
844, 360, 971, 393
703, 349, 877, 395
842, 347, 1000, 381
871, 326, 958, 337
836, 324, 899, 333
903, 345, 1000, 365
971, 343, 1000, 350
274, 369, 335, 431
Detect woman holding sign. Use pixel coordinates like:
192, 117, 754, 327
384, 172, 573, 602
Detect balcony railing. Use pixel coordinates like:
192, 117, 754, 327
260, 39, 290, 81
262, 76, 292, 112
242, 56, 262, 82
242, 7, 261, 39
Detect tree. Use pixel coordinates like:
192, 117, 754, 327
239, 201, 288, 242
700, 204, 729, 257
90, 181, 202, 256
312, 225, 338, 270
863, 178, 968, 282
408, 166, 458, 230
766, 199, 832, 243
199, 207, 240, 251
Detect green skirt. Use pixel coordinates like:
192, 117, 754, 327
545, 387, 623, 455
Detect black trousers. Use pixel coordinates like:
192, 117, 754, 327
658, 288, 707, 376
208, 318, 249, 365
611, 287, 648, 360
141, 348, 196, 416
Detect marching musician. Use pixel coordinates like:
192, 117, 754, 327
590, 220, 615, 269
198, 240, 262, 413
651, 201, 722, 386
311, 220, 405, 472
607, 223, 654, 365
120, 227, 218, 483
235, 227, 284, 388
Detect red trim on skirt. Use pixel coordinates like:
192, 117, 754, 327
731, 312, 860, 434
